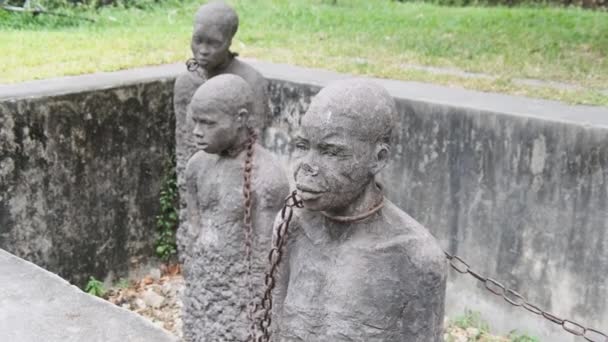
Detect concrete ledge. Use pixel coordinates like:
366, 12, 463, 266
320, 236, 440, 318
2, 60, 606, 126
249, 59, 608, 128
0, 249, 177, 342
0, 64, 183, 101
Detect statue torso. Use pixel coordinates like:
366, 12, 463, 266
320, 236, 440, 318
277, 202, 447, 342
181, 146, 288, 342
193, 154, 250, 252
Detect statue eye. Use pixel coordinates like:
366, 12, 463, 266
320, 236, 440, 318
292, 140, 308, 151
208, 39, 222, 48
198, 120, 216, 126
323, 148, 342, 157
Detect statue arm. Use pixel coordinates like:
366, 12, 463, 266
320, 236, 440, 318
174, 75, 190, 180
253, 77, 270, 129
399, 250, 447, 342
174, 73, 201, 182
252, 157, 290, 333
269, 210, 292, 336
177, 156, 202, 263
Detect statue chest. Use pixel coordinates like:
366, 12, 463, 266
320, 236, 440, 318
193, 161, 250, 249
196, 161, 246, 214
280, 233, 405, 340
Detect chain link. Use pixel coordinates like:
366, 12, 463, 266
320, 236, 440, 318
445, 251, 608, 342
185, 58, 199, 72
242, 129, 258, 340
184, 58, 209, 80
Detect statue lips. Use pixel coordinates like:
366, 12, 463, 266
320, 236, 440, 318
296, 184, 325, 201
196, 57, 210, 67
194, 140, 208, 150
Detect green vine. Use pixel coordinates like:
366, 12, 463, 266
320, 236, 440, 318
155, 157, 178, 261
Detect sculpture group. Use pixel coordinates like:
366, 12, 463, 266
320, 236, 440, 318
176, 1, 446, 341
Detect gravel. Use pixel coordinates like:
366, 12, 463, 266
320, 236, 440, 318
105, 268, 514, 342
105, 266, 184, 339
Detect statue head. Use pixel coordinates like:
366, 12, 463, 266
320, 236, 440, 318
188, 74, 253, 155
291, 79, 397, 212
191, 0, 238, 71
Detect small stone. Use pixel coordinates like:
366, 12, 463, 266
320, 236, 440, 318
142, 289, 165, 309
153, 321, 165, 330
133, 298, 146, 310
466, 327, 480, 337
162, 281, 176, 296
149, 268, 161, 281
149, 283, 162, 293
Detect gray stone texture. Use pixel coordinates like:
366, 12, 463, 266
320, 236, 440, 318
1, 60, 607, 342
178, 75, 289, 341
0, 248, 177, 342
0, 78, 175, 287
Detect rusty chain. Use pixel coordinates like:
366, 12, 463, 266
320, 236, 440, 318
185, 58, 199, 72
185, 58, 208, 80
445, 252, 608, 342
242, 129, 258, 341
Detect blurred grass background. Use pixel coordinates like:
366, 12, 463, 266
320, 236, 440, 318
1, 0, 607, 105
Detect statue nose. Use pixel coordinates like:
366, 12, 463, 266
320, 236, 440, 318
301, 163, 319, 176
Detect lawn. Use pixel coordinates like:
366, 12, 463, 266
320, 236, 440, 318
1, 0, 607, 105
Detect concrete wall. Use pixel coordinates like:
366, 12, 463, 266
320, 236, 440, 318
0, 69, 176, 287
1, 61, 607, 341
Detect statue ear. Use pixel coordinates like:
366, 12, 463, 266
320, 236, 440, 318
237, 108, 249, 127
371, 143, 390, 175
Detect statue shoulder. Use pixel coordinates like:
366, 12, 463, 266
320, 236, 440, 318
253, 145, 289, 197
227, 59, 267, 89
174, 72, 205, 99
185, 151, 213, 176
374, 202, 446, 274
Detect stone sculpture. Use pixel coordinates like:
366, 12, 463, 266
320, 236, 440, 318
178, 74, 288, 342
174, 1, 270, 249
174, 0, 269, 183
273, 79, 447, 342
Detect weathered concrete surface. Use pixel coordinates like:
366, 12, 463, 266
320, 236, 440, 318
0, 75, 175, 287
0, 248, 177, 342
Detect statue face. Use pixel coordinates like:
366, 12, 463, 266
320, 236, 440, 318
191, 22, 232, 70
190, 105, 241, 155
291, 112, 376, 212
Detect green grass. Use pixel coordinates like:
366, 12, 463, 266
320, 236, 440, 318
446, 310, 541, 342
1, 0, 607, 105
451, 309, 491, 333
508, 332, 540, 342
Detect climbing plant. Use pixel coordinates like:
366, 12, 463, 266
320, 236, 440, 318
155, 157, 178, 261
